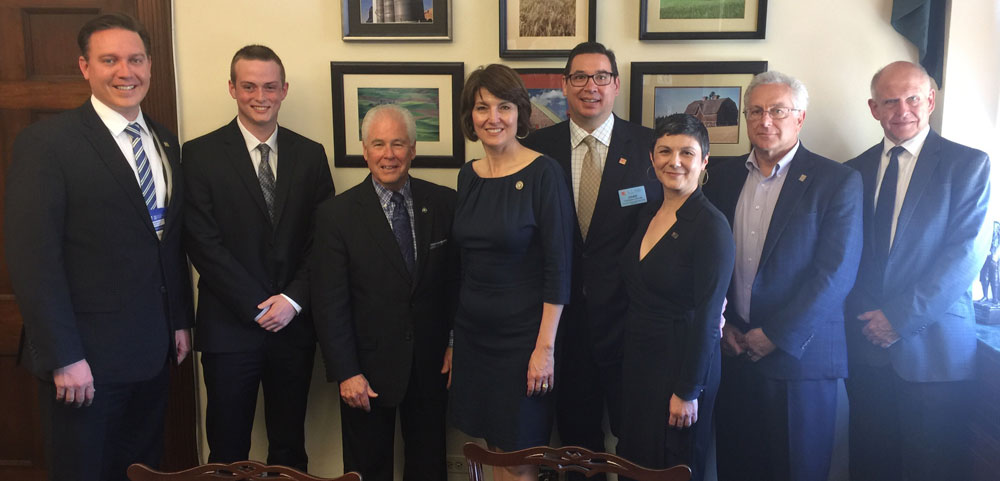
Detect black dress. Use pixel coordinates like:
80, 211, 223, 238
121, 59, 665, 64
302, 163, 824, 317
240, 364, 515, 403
617, 189, 734, 481
449, 155, 574, 450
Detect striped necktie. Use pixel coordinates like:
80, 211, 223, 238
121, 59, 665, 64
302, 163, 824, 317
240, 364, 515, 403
124, 123, 157, 213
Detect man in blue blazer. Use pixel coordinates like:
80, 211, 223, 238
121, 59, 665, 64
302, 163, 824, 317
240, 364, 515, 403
844, 61, 990, 481
521, 42, 661, 464
702, 71, 863, 481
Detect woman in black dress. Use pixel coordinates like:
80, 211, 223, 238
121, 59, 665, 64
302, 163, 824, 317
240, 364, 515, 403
617, 114, 734, 481
449, 64, 574, 481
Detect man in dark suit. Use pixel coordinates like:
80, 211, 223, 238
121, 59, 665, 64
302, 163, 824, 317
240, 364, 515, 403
182, 45, 334, 471
311, 104, 457, 481
521, 42, 661, 460
4, 13, 193, 481
702, 71, 863, 481
844, 61, 990, 481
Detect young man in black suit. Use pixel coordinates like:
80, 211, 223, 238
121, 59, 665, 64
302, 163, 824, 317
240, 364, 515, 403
5, 13, 193, 481
312, 104, 457, 481
182, 45, 334, 471
520, 42, 661, 464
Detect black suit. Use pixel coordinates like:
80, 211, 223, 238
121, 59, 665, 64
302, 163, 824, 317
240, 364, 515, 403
5, 99, 193, 481
182, 119, 334, 470
521, 116, 661, 454
312, 175, 457, 481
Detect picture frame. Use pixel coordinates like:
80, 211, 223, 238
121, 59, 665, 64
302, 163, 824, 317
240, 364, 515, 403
342, 0, 451, 40
639, 0, 767, 40
500, 0, 596, 58
515, 68, 569, 130
331, 62, 465, 168
630, 61, 768, 156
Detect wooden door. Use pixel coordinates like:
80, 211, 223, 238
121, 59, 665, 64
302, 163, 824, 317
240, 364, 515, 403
0, 1, 195, 479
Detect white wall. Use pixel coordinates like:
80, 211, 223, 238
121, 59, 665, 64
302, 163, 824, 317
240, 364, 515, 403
172, 0, 971, 478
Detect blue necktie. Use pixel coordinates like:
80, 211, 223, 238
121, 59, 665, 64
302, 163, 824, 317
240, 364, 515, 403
124, 123, 157, 213
874, 146, 905, 264
257, 144, 276, 223
390, 192, 415, 274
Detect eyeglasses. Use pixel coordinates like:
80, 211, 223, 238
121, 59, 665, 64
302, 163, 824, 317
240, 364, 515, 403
565, 72, 616, 87
743, 107, 802, 120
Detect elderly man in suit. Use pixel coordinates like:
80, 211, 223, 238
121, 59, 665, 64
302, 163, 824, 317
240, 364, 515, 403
702, 71, 863, 481
520, 42, 661, 464
844, 61, 990, 481
182, 45, 334, 471
5, 13, 193, 481
312, 104, 457, 481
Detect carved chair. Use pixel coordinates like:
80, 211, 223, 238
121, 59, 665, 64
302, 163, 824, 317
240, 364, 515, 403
127, 460, 362, 481
462, 442, 691, 481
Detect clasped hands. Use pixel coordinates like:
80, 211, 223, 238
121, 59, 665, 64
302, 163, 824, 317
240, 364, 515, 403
721, 325, 776, 362
858, 309, 900, 348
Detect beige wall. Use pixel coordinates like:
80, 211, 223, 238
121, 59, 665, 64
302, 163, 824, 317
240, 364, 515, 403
173, 0, 994, 479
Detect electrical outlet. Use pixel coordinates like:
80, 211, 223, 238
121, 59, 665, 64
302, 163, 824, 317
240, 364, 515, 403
446, 455, 467, 473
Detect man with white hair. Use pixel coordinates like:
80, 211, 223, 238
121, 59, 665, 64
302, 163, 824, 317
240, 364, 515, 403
702, 71, 864, 481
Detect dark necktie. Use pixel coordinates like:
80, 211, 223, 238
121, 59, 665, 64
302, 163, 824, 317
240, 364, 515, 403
874, 145, 905, 263
257, 143, 276, 223
390, 192, 415, 274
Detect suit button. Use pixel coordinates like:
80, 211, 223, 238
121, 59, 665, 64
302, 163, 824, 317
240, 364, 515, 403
405, 334, 413, 341
582, 286, 588, 297
160, 286, 167, 293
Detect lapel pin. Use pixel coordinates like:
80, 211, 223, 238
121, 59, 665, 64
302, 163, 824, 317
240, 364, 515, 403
515, 180, 524, 190
671, 232, 679, 239
799, 174, 807, 182
619, 157, 627, 165
421, 207, 428, 214
163, 141, 171, 147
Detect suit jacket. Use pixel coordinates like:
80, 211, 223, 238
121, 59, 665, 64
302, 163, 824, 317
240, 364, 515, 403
5, 99, 193, 383
845, 130, 989, 382
703, 144, 863, 380
183, 119, 334, 353
521, 116, 662, 364
311, 175, 458, 406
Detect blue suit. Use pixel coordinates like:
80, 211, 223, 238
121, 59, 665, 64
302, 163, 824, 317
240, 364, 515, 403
844, 129, 990, 481
703, 144, 863, 481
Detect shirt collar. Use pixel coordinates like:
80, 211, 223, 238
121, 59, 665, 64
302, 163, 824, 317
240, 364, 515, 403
91, 94, 149, 137
882, 125, 930, 158
236, 117, 278, 155
372, 176, 412, 206
569, 114, 615, 148
746, 140, 800, 178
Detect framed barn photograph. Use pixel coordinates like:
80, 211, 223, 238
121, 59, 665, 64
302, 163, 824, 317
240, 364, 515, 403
342, 0, 451, 40
630, 61, 768, 156
331, 62, 465, 168
639, 0, 767, 40
515, 68, 569, 130
500, 0, 596, 58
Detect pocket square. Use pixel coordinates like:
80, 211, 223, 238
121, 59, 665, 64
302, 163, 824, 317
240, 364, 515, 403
429, 239, 448, 249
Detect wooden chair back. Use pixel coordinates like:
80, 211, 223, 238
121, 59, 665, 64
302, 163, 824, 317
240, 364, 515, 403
462, 443, 691, 481
127, 461, 362, 481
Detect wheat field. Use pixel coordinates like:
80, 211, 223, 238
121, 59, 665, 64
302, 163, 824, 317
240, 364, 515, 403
519, 0, 576, 37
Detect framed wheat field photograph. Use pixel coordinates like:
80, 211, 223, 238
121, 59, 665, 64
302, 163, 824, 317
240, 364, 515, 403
342, 0, 451, 40
639, 0, 767, 40
629, 61, 768, 156
331, 62, 465, 168
500, 0, 596, 58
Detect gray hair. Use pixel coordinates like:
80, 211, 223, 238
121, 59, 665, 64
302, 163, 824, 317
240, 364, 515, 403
361, 104, 417, 145
869, 61, 934, 99
744, 71, 809, 111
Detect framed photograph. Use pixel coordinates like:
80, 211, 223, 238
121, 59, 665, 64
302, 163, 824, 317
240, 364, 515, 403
331, 62, 465, 168
342, 0, 451, 40
500, 0, 596, 58
516, 68, 569, 130
639, 0, 767, 40
630, 61, 767, 156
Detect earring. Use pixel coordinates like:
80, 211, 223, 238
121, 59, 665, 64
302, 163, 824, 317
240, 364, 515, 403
699, 169, 709, 186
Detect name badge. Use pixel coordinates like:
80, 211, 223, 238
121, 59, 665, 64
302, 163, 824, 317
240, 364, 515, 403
618, 186, 648, 207
150, 207, 166, 235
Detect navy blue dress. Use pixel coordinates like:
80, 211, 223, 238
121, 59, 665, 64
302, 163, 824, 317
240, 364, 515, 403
449, 155, 573, 450
618, 189, 734, 481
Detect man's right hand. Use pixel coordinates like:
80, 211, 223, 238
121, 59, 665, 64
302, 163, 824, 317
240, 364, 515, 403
53, 359, 95, 407
721, 324, 746, 357
339, 374, 378, 412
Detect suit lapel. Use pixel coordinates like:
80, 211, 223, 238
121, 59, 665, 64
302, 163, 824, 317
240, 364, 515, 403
272, 127, 296, 228
359, 177, 412, 283
758, 146, 814, 268
590, 117, 632, 240
222, 120, 271, 225
856, 144, 882, 263
411, 180, 432, 291
79, 101, 157, 237
145, 116, 182, 237
892, 131, 941, 259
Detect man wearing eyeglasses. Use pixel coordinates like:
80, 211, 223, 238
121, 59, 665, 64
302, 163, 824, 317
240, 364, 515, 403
702, 71, 863, 481
521, 42, 661, 471
844, 61, 989, 481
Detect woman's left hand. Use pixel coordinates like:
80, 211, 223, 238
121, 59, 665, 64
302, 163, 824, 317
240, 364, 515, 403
526, 346, 555, 396
668, 394, 698, 429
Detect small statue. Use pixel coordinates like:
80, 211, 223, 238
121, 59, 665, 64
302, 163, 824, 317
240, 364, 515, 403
978, 221, 1000, 304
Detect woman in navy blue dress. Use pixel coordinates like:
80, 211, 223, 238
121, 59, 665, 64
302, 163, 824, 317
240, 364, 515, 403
449, 64, 573, 481
617, 114, 734, 481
